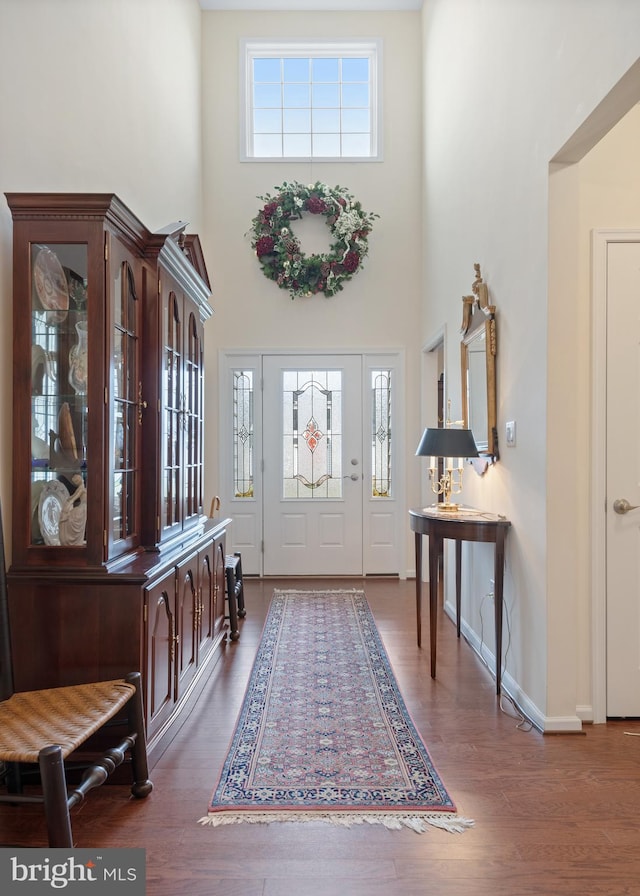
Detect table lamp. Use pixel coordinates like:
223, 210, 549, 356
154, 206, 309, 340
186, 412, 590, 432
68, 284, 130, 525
415, 426, 479, 512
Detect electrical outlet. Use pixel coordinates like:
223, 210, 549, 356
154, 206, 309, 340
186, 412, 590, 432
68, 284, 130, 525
505, 420, 516, 446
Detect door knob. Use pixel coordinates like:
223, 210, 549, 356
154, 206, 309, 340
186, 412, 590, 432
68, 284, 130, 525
613, 498, 639, 515
343, 473, 359, 481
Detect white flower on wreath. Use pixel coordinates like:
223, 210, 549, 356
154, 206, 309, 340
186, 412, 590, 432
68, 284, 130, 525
333, 210, 365, 241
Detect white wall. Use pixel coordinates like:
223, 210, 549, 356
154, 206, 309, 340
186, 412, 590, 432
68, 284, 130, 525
200, 10, 424, 550
0, 0, 204, 547
422, 0, 640, 726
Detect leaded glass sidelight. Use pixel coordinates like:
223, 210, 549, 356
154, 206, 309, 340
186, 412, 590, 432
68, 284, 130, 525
233, 370, 254, 498
371, 369, 392, 497
282, 369, 343, 499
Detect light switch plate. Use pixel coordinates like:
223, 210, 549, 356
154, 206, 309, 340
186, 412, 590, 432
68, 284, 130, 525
505, 420, 516, 446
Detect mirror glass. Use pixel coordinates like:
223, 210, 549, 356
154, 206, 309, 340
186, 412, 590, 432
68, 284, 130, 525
460, 265, 497, 459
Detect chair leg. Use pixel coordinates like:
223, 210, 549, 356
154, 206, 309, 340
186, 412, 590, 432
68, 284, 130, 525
225, 562, 240, 641
4, 761, 24, 794
234, 552, 246, 618
39, 744, 73, 848
124, 672, 153, 799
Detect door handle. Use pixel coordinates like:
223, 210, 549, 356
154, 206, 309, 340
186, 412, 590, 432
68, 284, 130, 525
613, 498, 640, 515
343, 473, 359, 481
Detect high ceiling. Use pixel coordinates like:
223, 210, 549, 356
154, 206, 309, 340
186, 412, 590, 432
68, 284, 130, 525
199, 1, 422, 10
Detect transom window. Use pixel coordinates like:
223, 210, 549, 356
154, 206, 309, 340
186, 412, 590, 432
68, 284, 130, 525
241, 40, 382, 161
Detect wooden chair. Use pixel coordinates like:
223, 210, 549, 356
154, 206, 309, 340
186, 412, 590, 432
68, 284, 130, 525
225, 552, 245, 641
0, 500, 152, 846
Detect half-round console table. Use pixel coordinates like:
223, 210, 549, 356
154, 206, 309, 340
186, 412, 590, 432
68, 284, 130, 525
409, 507, 511, 695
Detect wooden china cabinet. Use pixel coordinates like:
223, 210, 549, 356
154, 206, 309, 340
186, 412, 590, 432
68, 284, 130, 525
5, 193, 229, 759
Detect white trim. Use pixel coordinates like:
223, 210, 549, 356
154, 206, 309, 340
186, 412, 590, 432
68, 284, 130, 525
218, 352, 263, 574
203, 1, 422, 9
239, 38, 383, 162
591, 228, 640, 723
452, 606, 581, 733
364, 350, 406, 577
220, 348, 404, 576
420, 327, 446, 513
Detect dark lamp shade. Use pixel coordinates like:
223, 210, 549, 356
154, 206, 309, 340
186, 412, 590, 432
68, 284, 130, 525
416, 427, 479, 459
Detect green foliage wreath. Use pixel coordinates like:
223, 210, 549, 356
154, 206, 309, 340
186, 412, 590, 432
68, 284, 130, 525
249, 181, 378, 299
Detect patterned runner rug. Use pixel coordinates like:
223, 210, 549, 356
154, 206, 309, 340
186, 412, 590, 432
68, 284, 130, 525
199, 590, 473, 833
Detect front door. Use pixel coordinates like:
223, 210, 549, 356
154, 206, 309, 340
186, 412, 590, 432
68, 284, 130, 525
605, 237, 640, 716
262, 355, 363, 575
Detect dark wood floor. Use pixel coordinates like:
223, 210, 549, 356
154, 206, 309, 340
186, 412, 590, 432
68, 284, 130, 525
2, 576, 640, 895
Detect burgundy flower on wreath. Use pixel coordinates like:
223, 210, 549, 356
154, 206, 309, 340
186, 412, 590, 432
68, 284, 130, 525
262, 202, 279, 220
343, 251, 360, 273
248, 181, 379, 299
255, 235, 275, 257
306, 196, 328, 214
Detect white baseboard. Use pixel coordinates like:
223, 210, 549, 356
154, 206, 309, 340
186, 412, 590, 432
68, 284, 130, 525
444, 601, 584, 734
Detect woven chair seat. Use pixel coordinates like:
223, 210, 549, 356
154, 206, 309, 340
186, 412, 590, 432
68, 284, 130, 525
0, 679, 136, 763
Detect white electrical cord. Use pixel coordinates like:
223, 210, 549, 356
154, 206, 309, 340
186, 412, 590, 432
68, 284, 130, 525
477, 590, 534, 731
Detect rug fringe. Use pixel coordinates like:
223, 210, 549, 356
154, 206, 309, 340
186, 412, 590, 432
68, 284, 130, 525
197, 812, 474, 834
274, 589, 365, 594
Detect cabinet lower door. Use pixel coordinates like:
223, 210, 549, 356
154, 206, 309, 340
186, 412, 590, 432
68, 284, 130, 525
197, 534, 227, 662
198, 540, 215, 658
212, 531, 227, 638
176, 551, 199, 699
145, 573, 176, 742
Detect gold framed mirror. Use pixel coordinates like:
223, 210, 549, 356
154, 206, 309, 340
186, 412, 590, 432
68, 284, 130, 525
461, 264, 498, 459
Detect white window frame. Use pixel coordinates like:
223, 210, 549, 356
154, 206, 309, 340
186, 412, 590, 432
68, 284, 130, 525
240, 39, 383, 162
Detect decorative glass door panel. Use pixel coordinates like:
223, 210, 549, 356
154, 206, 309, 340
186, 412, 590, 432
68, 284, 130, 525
282, 370, 343, 499
30, 242, 88, 548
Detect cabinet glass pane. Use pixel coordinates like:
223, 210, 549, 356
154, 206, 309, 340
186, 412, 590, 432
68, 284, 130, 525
112, 470, 136, 542
30, 242, 88, 547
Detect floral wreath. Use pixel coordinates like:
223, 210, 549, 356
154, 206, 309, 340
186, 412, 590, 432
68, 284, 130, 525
249, 181, 378, 299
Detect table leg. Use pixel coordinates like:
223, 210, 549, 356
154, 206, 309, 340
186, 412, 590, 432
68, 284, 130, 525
428, 533, 441, 679
455, 539, 462, 637
414, 531, 422, 648
494, 530, 506, 695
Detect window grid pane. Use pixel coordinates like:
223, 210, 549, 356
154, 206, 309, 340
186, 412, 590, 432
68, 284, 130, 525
248, 43, 376, 160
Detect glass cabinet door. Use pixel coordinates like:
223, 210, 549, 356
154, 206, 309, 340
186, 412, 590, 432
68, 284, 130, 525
30, 242, 88, 548
184, 310, 204, 524
160, 286, 205, 542
162, 290, 183, 539
109, 248, 142, 557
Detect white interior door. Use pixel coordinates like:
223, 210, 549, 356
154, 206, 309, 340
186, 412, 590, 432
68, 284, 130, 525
606, 238, 640, 716
262, 355, 363, 575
